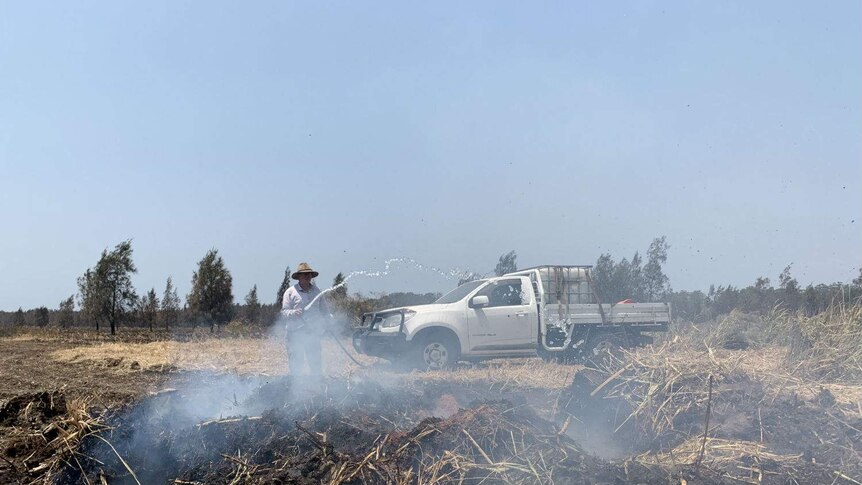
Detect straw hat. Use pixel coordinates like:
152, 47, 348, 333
291, 262, 319, 279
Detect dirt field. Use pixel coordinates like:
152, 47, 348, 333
1, 325, 861, 484
0, 338, 168, 404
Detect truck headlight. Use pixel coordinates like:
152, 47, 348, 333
380, 310, 416, 329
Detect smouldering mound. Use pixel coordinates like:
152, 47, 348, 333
54, 375, 671, 484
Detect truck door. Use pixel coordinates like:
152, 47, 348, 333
466, 277, 537, 352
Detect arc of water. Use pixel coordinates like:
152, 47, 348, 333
302, 258, 478, 311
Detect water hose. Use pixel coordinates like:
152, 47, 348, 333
326, 329, 367, 368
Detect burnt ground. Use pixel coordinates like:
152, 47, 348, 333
52, 377, 669, 485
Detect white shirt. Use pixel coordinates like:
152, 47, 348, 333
281, 282, 325, 320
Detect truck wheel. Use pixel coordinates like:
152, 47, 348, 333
413, 333, 459, 370
585, 332, 628, 367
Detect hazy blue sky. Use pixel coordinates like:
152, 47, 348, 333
1, 1, 860, 310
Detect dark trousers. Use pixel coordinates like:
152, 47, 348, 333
286, 330, 322, 375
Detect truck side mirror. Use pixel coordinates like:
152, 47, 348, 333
470, 295, 490, 308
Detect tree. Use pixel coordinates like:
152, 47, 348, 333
243, 285, 261, 325
13, 307, 25, 326
34, 307, 50, 327
628, 252, 645, 301
139, 288, 159, 331
77, 269, 99, 331
594, 253, 645, 302
802, 284, 818, 316
494, 250, 518, 276
188, 249, 234, 331
77, 240, 138, 335
754, 277, 771, 290
457, 272, 481, 286
668, 290, 709, 322
609, 256, 633, 301
853, 267, 862, 287
778, 264, 800, 310
779, 264, 798, 292
740, 276, 774, 314
610, 255, 645, 302
592, 237, 670, 303
58, 296, 75, 329
643, 236, 671, 301
276, 266, 291, 305
161, 277, 181, 331
708, 284, 741, 315
332, 272, 347, 299
591, 254, 615, 301
327, 273, 348, 316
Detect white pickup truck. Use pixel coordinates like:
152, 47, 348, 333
352, 265, 671, 369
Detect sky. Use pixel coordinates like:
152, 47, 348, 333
1, 1, 860, 310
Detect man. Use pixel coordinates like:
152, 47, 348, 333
281, 262, 329, 375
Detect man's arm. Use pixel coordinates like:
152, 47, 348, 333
281, 289, 303, 318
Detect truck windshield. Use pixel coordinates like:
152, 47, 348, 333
435, 280, 486, 304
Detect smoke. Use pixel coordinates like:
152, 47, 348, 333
65, 365, 468, 484
61, 258, 495, 483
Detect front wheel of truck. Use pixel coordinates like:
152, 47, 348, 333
412, 332, 460, 370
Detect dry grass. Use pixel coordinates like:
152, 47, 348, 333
663, 301, 862, 397
6, 325, 267, 343
47, 336, 577, 390
0, 392, 109, 483
634, 437, 829, 485
418, 359, 576, 390
39, 396, 110, 483
777, 303, 862, 381
49, 337, 373, 375
604, 335, 862, 421
591, 341, 739, 441
585, 331, 862, 484
637, 437, 802, 468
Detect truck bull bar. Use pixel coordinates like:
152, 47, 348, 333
352, 309, 411, 358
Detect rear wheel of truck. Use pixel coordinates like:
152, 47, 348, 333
585, 331, 628, 368
412, 332, 460, 370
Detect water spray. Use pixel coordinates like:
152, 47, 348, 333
302, 257, 476, 311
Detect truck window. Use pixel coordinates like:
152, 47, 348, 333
476, 279, 527, 307
435, 279, 486, 304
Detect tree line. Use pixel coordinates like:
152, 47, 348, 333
588, 237, 862, 321
0, 240, 441, 333
2, 238, 860, 330
473, 238, 860, 322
